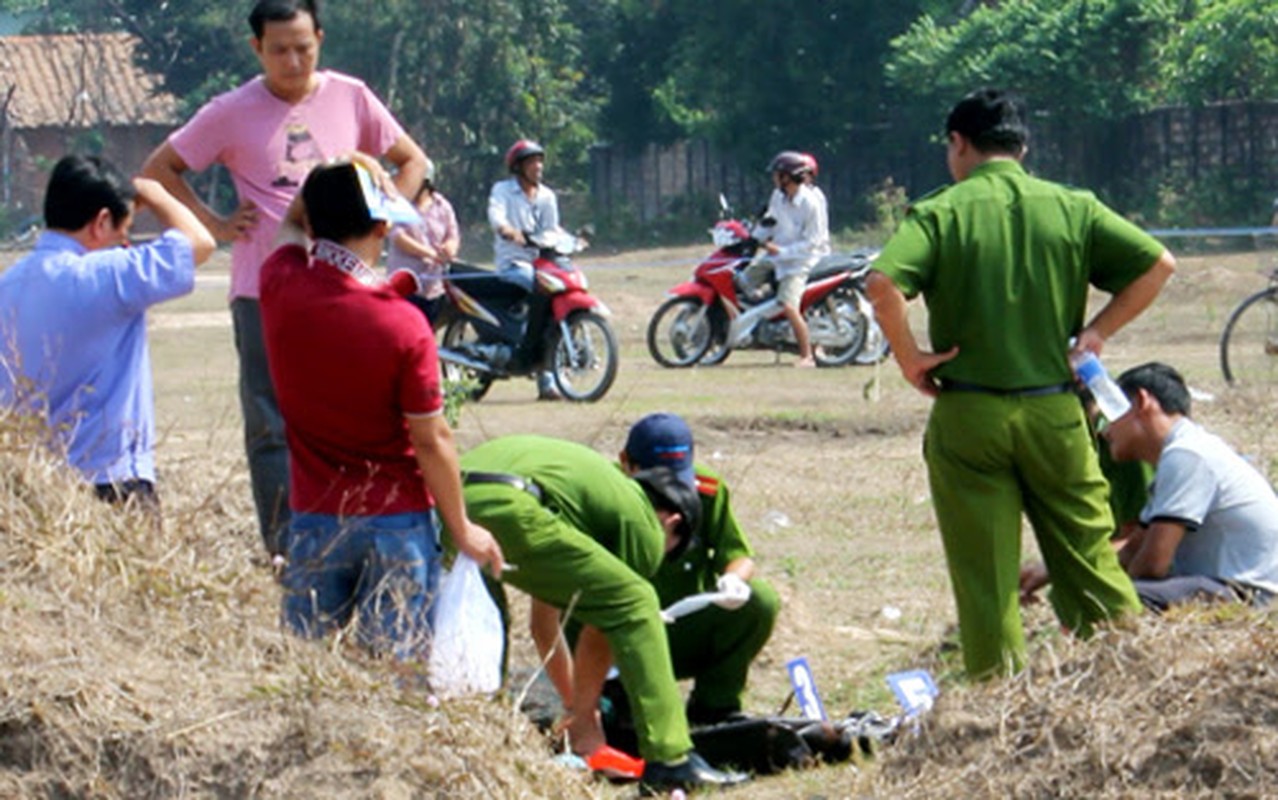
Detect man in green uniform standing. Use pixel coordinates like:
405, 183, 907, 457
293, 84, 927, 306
619, 413, 780, 724
459, 435, 748, 793
865, 89, 1175, 679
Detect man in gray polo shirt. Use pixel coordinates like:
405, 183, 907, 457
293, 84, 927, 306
1022, 362, 1278, 610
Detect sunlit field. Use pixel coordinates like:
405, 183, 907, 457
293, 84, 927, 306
4, 240, 1278, 797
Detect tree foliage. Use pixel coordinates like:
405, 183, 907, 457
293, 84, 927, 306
1160, 0, 1278, 104
3, 0, 1278, 228
886, 0, 1183, 127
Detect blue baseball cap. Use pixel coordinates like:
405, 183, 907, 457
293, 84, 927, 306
353, 163, 422, 226
625, 413, 695, 488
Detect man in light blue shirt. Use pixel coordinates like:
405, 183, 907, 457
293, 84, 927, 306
0, 155, 215, 505
486, 139, 566, 400
488, 139, 560, 288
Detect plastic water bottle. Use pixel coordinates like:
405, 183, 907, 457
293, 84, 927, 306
1069, 350, 1130, 420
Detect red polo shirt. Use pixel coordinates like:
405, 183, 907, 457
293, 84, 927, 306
259, 242, 443, 516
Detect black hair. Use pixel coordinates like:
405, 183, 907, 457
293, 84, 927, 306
634, 467, 702, 559
946, 88, 1029, 155
1117, 362, 1192, 417
249, 0, 321, 39
43, 154, 136, 231
300, 162, 378, 243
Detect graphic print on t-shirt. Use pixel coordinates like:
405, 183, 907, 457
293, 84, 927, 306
272, 123, 325, 188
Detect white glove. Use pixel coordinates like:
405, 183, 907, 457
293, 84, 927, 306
714, 573, 751, 610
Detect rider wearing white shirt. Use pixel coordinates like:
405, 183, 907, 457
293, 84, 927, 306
743, 151, 831, 367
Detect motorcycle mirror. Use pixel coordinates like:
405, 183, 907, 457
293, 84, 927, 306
758, 216, 777, 228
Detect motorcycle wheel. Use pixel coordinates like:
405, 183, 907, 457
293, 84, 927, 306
550, 311, 620, 402
647, 296, 715, 367
440, 317, 495, 401
807, 288, 869, 367
699, 303, 732, 366
854, 317, 892, 365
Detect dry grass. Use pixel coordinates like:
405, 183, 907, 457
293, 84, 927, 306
4, 242, 1278, 797
0, 405, 592, 798
880, 609, 1278, 798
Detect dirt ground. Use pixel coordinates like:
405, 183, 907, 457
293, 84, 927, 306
5, 238, 1278, 797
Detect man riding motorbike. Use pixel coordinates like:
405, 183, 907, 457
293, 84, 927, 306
739, 151, 831, 367
487, 139, 564, 400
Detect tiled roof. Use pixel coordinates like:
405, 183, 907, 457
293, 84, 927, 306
0, 32, 177, 129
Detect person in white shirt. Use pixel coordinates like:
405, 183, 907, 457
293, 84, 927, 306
742, 151, 831, 367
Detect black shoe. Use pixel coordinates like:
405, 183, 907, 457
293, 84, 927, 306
639, 751, 749, 795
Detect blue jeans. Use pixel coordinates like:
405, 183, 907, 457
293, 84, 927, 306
231, 298, 290, 555
280, 511, 442, 660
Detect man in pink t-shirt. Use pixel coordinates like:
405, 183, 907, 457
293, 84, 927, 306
141, 0, 428, 556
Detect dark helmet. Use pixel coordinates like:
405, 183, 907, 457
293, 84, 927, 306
768, 150, 813, 181
633, 466, 702, 559
505, 139, 545, 172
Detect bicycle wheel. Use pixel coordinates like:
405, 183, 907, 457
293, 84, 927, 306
1220, 287, 1278, 388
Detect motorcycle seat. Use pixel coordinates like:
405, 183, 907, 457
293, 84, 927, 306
446, 262, 528, 301
811, 251, 875, 282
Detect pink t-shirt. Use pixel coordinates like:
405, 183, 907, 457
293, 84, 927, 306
169, 70, 405, 299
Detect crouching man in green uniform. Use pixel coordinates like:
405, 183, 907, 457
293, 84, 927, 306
866, 89, 1175, 679
619, 413, 780, 725
459, 435, 748, 794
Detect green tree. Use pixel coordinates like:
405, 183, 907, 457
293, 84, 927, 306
1160, 0, 1278, 103
578, 2, 938, 165
1, 0, 608, 222
886, 0, 1183, 126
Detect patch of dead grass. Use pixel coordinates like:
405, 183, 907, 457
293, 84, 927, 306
0, 406, 595, 798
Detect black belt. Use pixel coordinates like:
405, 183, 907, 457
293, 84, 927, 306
462, 471, 543, 502
939, 379, 1074, 398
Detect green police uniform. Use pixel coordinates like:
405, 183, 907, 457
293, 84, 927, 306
1098, 434, 1154, 530
459, 435, 692, 763
875, 159, 1164, 678
652, 465, 780, 721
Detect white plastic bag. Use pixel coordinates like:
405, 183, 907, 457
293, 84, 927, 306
428, 554, 504, 698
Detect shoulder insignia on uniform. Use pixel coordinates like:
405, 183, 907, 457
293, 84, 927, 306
695, 474, 720, 496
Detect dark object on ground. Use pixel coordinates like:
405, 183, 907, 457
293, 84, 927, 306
600, 678, 897, 776
690, 711, 898, 775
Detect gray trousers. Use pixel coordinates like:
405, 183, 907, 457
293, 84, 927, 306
231, 298, 290, 555
1133, 575, 1272, 612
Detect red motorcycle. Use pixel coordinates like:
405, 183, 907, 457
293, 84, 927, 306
435, 229, 619, 402
646, 204, 884, 368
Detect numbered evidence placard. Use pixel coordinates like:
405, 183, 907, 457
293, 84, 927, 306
785, 656, 828, 722
886, 669, 939, 717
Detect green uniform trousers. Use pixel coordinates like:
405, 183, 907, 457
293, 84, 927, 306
463, 483, 693, 762
667, 577, 779, 718
925, 391, 1141, 679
